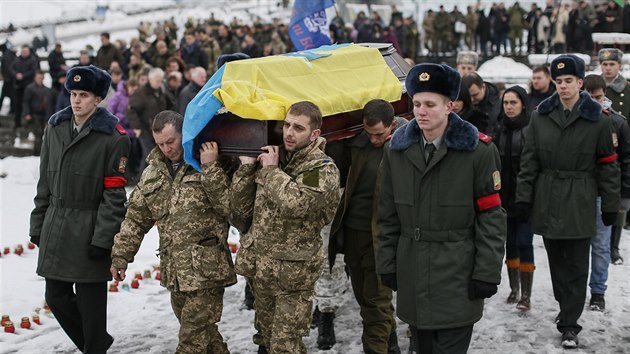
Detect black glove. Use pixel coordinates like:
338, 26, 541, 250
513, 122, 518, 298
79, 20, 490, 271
30, 235, 40, 247
602, 212, 618, 226
468, 279, 498, 300
88, 245, 111, 260
380, 273, 398, 292
512, 202, 532, 222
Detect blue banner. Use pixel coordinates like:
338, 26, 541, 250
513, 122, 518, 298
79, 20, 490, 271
289, 0, 334, 51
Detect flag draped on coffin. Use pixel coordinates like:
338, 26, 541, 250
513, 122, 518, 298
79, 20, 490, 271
182, 43, 402, 171
289, 0, 335, 51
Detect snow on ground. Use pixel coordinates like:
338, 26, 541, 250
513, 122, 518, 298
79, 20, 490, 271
1, 155, 630, 354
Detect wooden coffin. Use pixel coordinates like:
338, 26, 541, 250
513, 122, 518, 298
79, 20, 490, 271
194, 43, 413, 157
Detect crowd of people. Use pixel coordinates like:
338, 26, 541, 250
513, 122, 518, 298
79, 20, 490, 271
0, 3, 629, 354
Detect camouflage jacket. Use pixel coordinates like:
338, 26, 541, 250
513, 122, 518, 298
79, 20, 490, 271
111, 147, 236, 292
231, 137, 340, 281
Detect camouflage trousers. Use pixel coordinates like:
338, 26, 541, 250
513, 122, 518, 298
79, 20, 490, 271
251, 255, 321, 354
170, 287, 229, 354
344, 227, 396, 353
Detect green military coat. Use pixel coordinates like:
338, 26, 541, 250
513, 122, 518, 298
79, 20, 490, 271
516, 91, 620, 239
30, 106, 130, 282
377, 114, 506, 329
605, 74, 630, 119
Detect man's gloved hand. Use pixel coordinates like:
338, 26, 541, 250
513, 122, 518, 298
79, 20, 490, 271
512, 202, 532, 222
380, 273, 398, 292
30, 235, 40, 247
468, 279, 498, 300
602, 212, 618, 226
88, 245, 111, 260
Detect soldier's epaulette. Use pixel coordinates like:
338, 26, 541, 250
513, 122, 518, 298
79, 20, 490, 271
478, 132, 493, 143
115, 124, 127, 135
602, 107, 611, 115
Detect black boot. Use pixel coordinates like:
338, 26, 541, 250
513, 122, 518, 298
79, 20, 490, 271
317, 311, 336, 350
516, 270, 533, 311
506, 265, 520, 304
257, 345, 268, 354
388, 331, 401, 354
244, 282, 255, 310
408, 326, 418, 354
610, 225, 624, 265
311, 305, 322, 329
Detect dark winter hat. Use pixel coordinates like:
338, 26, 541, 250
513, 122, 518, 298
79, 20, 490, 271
456, 51, 478, 66
405, 63, 461, 101
216, 52, 250, 69
550, 54, 585, 80
64, 65, 111, 98
598, 48, 623, 63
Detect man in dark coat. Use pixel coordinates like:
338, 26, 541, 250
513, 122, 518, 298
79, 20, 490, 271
95, 32, 123, 71
22, 70, 54, 155
527, 65, 555, 111
598, 48, 630, 120
47, 43, 67, 91
29, 65, 130, 353
177, 66, 206, 116
180, 31, 209, 70
0, 43, 16, 117
328, 99, 403, 354
377, 63, 506, 353
461, 72, 502, 137
515, 55, 620, 349
10, 46, 38, 130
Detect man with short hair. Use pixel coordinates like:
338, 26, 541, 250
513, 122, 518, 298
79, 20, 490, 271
163, 71, 182, 111
527, 65, 555, 111
328, 99, 403, 354
377, 63, 506, 353
455, 51, 478, 77
180, 31, 209, 71
582, 74, 630, 309
516, 55, 620, 348
30, 65, 130, 353
111, 111, 236, 354
178, 66, 207, 116
10, 46, 38, 130
95, 32, 123, 71
599, 48, 630, 120
22, 69, 54, 155
231, 101, 340, 353
461, 72, 501, 136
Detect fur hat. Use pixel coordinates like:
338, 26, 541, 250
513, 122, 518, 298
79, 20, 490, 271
550, 54, 585, 80
64, 65, 111, 98
405, 63, 461, 101
598, 48, 623, 63
456, 51, 478, 66
216, 52, 250, 69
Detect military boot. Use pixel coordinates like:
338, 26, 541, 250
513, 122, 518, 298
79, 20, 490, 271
244, 282, 255, 310
317, 311, 336, 350
516, 266, 534, 311
311, 306, 322, 329
257, 345, 268, 354
388, 331, 401, 354
610, 225, 624, 265
506, 259, 520, 304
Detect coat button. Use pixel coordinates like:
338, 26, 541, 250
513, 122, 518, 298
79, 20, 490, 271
621, 102, 624, 105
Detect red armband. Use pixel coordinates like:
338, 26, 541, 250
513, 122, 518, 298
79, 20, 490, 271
104, 176, 127, 188
596, 154, 617, 164
476, 193, 501, 211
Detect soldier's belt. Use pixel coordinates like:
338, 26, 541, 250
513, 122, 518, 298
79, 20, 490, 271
541, 169, 595, 179
49, 196, 100, 210
401, 228, 473, 242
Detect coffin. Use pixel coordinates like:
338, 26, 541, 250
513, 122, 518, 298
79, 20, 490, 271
190, 43, 413, 159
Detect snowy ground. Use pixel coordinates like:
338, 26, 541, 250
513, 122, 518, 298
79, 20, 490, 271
1, 156, 630, 354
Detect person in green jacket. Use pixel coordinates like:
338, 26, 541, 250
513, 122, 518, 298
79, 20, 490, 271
377, 63, 506, 353
599, 48, 630, 121
29, 65, 130, 353
515, 54, 620, 349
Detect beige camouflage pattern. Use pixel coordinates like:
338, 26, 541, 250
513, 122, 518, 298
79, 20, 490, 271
111, 147, 236, 353
230, 137, 340, 353
171, 287, 229, 354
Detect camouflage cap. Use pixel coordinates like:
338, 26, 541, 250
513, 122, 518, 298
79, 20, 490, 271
598, 48, 623, 63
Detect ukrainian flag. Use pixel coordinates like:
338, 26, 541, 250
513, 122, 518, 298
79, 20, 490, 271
183, 43, 402, 171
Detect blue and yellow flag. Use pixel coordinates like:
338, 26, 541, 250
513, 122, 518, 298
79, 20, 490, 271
289, 0, 335, 50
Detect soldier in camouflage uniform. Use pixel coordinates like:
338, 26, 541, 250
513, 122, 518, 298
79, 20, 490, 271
111, 111, 236, 354
231, 101, 340, 354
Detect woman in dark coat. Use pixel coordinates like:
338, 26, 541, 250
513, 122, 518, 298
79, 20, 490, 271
495, 85, 534, 311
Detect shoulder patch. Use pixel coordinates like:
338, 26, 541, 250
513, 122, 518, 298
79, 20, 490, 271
302, 169, 320, 188
479, 132, 493, 143
115, 124, 127, 135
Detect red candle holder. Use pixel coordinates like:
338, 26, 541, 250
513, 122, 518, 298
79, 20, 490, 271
108, 283, 119, 292
32, 314, 41, 325
134, 272, 143, 280
20, 317, 31, 329
155, 271, 161, 281
4, 321, 15, 333
27, 242, 36, 250
131, 279, 140, 289
1, 315, 10, 327
3, 247, 10, 255
14, 244, 24, 256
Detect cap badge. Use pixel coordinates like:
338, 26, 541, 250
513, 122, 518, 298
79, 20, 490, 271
557, 62, 565, 69
602, 50, 611, 59
419, 72, 430, 81
73, 75, 81, 82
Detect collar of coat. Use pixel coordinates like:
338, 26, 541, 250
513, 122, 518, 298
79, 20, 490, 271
48, 106, 119, 135
608, 73, 628, 93
536, 91, 602, 121
390, 113, 479, 152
